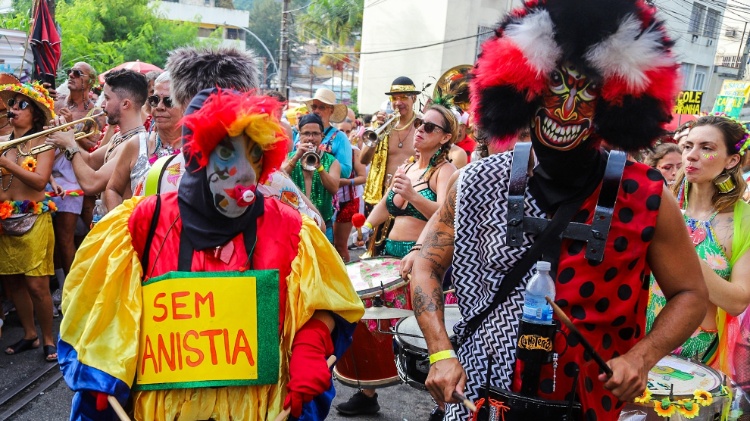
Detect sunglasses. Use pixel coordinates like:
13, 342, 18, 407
148, 95, 174, 108
309, 103, 331, 111
7, 98, 31, 110
414, 119, 447, 134
68, 68, 87, 78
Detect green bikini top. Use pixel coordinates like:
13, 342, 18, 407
385, 162, 439, 222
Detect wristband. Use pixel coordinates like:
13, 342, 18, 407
364, 221, 374, 230
316, 166, 324, 173
350, 179, 354, 186
409, 244, 422, 253
429, 350, 457, 365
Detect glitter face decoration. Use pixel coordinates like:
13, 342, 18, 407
701, 152, 717, 160
532, 63, 598, 151
206, 134, 263, 218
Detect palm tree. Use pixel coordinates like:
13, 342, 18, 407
298, 0, 363, 47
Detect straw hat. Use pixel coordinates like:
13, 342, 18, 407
0, 81, 56, 123
303, 88, 347, 123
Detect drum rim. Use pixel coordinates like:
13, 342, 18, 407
333, 366, 402, 388
647, 355, 724, 397
347, 256, 406, 299
394, 305, 461, 351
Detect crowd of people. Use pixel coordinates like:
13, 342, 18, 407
0, 0, 749, 420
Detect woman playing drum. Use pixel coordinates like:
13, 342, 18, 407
336, 104, 457, 415
647, 115, 750, 377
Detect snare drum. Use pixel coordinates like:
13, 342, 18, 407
394, 305, 462, 390
334, 257, 409, 389
619, 355, 727, 420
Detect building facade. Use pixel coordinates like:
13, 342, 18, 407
152, 0, 250, 50
357, 0, 519, 114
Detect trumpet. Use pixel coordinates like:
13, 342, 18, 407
301, 149, 322, 172
0, 111, 105, 156
363, 112, 400, 148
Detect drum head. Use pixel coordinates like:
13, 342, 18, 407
648, 355, 723, 396
396, 305, 461, 350
347, 257, 405, 299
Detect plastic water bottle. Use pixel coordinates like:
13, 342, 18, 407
522, 261, 555, 324
516, 261, 556, 396
90, 199, 107, 229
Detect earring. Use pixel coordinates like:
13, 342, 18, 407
713, 172, 736, 194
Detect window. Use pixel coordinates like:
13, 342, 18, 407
475, 25, 494, 60
198, 27, 214, 37
704, 9, 720, 39
681, 63, 694, 90
693, 65, 708, 91
226, 28, 240, 40
689, 2, 706, 34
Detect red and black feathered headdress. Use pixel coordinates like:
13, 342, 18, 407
471, 0, 679, 152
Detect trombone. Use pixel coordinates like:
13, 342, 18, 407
0, 111, 105, 156
363, 112, 400, 148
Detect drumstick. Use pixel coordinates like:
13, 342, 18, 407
452, 391, 477, 412
107, 396, 131, 421
545, 296, 613, 378
273, 355, 338, 421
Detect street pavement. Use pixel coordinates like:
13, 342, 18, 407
1, 248, 437, 420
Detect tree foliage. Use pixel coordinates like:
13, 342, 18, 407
297, 0, 363, 47
244, 0, 306, 78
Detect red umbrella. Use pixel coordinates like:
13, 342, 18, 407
30, 0, 61, 87
98, 60, 162, 85
665, 114, 698, 132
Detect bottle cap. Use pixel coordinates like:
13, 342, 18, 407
536, 261, 551, 271
95, 199, 102, 205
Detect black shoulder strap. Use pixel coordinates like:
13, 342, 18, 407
460, 193, 585, 343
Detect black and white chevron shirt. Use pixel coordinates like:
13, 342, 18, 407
447, 151, 545, 421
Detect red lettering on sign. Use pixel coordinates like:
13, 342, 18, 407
141, 335, 157, 375
175, 331, 183, 370
223, 328, 231, 364
232, 329, 255, 366
184, 330, 204, 367
153, 293, 168, 322
157, 333, 176, 372
195, 292, 215, 318
171, 291, 191, 320
200, 329, 223, 364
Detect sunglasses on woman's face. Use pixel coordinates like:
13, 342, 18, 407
414, 118, 447, 134
148, 95, 174, 108
7, 98, 31, 110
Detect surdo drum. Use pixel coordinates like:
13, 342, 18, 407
334, 257, 410, 388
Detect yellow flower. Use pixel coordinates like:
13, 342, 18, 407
634, 389, 652, 404
678, 400, 701, 419
32, 201, 42, 214
693, 390, 713, 406
0, 202, 13, 219
654, 398, 677, 417
21, 156, 37, 172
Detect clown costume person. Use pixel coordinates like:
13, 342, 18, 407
406, 0, 708, 420
58, 89, 364, 421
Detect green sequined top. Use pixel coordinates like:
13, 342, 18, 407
288, 151, 335, 222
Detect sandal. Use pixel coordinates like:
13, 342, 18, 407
5, 336, 39, 355
43, 345, 57, 362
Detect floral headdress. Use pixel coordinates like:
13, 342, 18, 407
181, 89, 287, 183
0, 81, 56, 123
470, 0, 680, 151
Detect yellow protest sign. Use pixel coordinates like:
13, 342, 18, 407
673, 90, 703, 115
134, 270, 279, 391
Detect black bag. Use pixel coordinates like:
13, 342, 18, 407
474, 386, 582, 421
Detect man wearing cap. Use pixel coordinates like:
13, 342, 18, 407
361, 77, 419, 215
298, 88, 352, 179
284, 114, 341, 242
0, 80, 59, 362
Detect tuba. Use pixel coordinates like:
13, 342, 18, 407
433, 65, 473, 112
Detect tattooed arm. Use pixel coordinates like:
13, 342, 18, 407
411, 171, 466, 404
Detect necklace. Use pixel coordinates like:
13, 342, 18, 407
685, 210, 718, 246
106, 126, 145, 162
67, 98, 92, 111
1, 150, 17, 191
392, 114, 417, 131
154, 133, 180, 158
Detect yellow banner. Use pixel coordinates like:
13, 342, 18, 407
673, 90, 703, 115
135, 271, 279, 390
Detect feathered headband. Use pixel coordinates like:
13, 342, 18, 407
470, 0, 680, 152
181, 89, 288, 183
